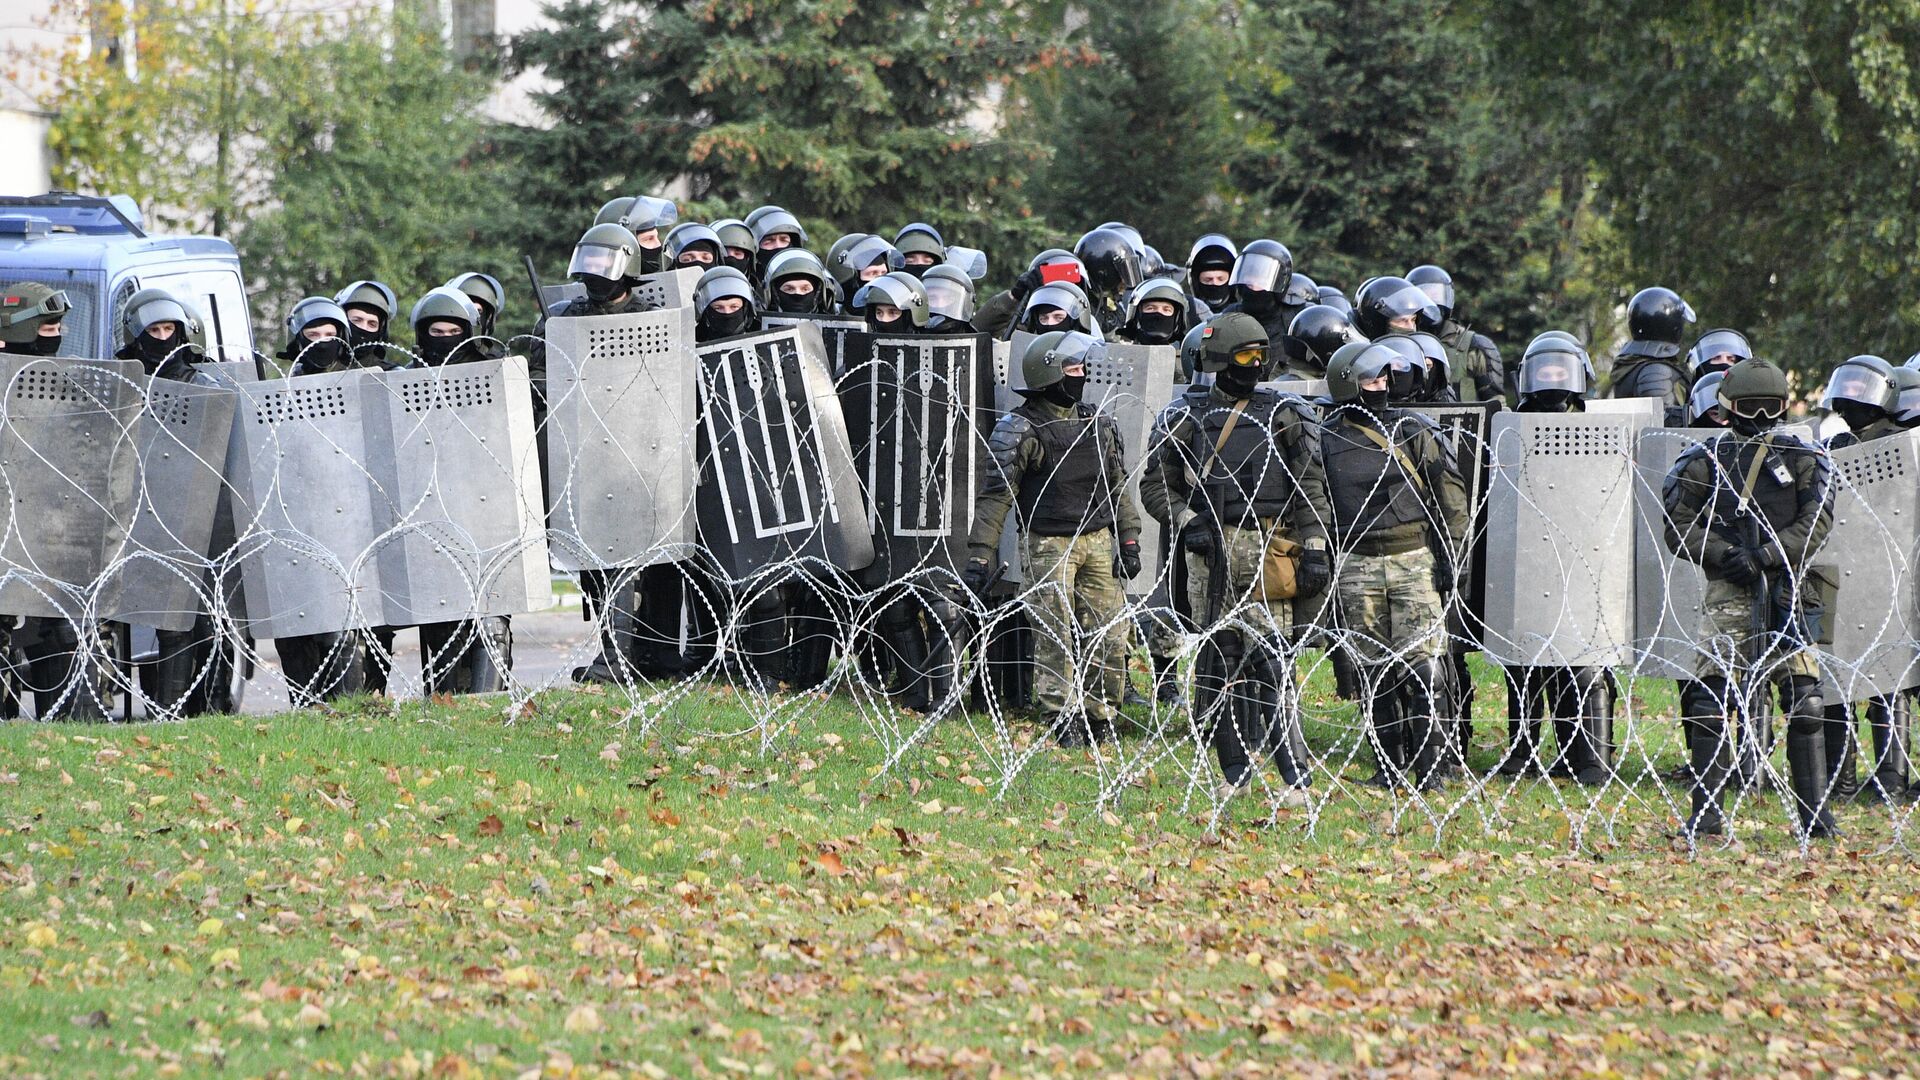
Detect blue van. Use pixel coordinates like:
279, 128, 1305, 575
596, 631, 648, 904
0, 192, 255, 363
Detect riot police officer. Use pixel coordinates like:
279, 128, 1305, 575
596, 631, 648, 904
335, 280, 399, 368
594, 195, 677, 275
1185, 233, 1238, 311
709, 219, 755, 279
852, 272, 930, 334
977, 250, 1085, 339
411, 287, 501, 366
893, 223, 946, 277
964, 331, 1143, 745
762, 249, 833, 315
921, 264, 978, 333
1112, 278, 1194, 346
1321, 340, 1470, 792
1074, 228, 1144, 334
827, 235, 899, 310
1281, 304, 1366, 378
1016, 281, 1102, 338
1405, 265, 1502, 402
281, 296, 379, 376
1218, 239, 1299, 352
445, 272, 507, 341
1610, 286, 1696, 424
1663, 357, 1837, 842
666, 223, 726, 271
694, 267, 761, 341
1494, 335, 1612, 785
751, 210, 808, 279
1140, 313, 1332, 799
1818, 356, 1910, 803
1685, 328, 1751, 390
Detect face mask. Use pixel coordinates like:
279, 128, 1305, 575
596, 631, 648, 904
581, 275, 625, 304
637, 247, 663, 276
1134, 311, 1178, 343
1729, 412, 1774, 437
1834, 400, 1885, 433
1358, 387, 1390, 413
1217, 365, 1260, 397
700, 306, 756, 340
726, 253, 756, 280
29, 334, 61, 357
1239, 289, 1279, 316
347, 323, 388, 363
417, 334, 468, 366
1519, 390, 1581, 414
903, 262, 930, 280
299, 338, 351, 372
1045, 373, 1086, 407
772, 289, 819, 314
135, 331, 179, 365
1192, 280, 1230, 308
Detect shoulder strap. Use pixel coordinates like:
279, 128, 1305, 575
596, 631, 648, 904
1738, 433, 1774, 504
1200, 398, 1249, 481
1355, 419, 1428, 494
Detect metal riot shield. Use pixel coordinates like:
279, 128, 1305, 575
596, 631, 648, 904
0, 358, 145, 619
696, 324, 874, 578
837, 332, 993, 582
541, 305, 699, 571
1630, 427, 1714, 679
1481, 411, 1647, 667
540, 281, 587, 310
762, 313, 868, 378
224, 370, 383, 638
1818, 430, 1920, 699
630, 267, 701, 312
103, 377, 238, 630
366, 357, 551, 626
999, 333, 1177, 595
1408, 401, 1499, 630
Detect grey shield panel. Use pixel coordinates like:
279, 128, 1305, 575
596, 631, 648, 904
542, 305, 699, 571
1481, 411, 1647, 667
103, 378, 238, 630
1819, 431, 1920, 698
225, 370, 382, 638
837, 332, 993, 582
1630, 428, 1714, 679
630, 267, 701, 311
540, 281, 587, 310
999, 333, 1176, 594
1269, 377, 1328, 398
0, 358, 145, 619
696, 324, 874, 578
366, 358, 552, 627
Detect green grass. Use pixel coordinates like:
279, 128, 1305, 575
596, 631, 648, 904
0, 662, 1916, 1077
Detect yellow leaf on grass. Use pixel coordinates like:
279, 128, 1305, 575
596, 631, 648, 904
196, 918, 224, 938
23, 924, 55, 949
501, 965, 543, 989
563, 1004, 604, 1034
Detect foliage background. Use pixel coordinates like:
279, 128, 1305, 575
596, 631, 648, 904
33, 0, 1920, 382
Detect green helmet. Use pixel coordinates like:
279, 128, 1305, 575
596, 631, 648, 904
1021, 329, 1104, 392
1716, 357, 1790, 424
596, 195, 677, 236
852, 271, 929, 328
1178, 323, 1207, 381
1325, 341, 1402, 402
568, 223, 642, 284
0, 282, 71, 345
710, 218, 754, 254
334, 279, 398, 322
410, 286, 479, 337
121, 287, 202, 349
1194, 312, 1271, 376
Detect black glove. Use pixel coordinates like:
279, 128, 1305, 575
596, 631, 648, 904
1116, 538, 1142, 580
1180, 520, 1216, 562
1295, 548, 1331, 597
1011, 267, 1044, 302
961, 558, 995, 600
1430, 550, 1458, 597
1748, 542, 1783, 572
1721, 545, 1761, 587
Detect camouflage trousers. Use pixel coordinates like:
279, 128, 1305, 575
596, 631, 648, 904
1184, 523, 1294, 641
1023, 529, 1127, 722
1334, 547, 1447, 665
1694, 576, 1820, 682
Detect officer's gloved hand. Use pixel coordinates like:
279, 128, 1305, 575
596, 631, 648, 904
1721, 544, 1761, 587
1180, 520, 1216, 562
1295, 548, 1331, 596
1011, 268, 1044, 302
1430, 550, 1458, 597
961, 558, 995, 600
1115, 538, 1142, 580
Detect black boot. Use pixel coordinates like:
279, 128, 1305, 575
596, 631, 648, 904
1860, 694, 1911, 803
1404, 658, 1448, 792
1825, 703, 1861, 801
1496, 667, 1539, 776
1785, 678, 1839, 840
1564, 668, 1613, 787
1362, 667, 1405, 788
1052, 711, 1092, 748
1151, 650, 1184, 707
146, 627, 203, 717
1681, 721, 1730, 839
575, 575, 642, 685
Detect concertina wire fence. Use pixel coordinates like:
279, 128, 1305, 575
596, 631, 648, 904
2, 268, 1915, 854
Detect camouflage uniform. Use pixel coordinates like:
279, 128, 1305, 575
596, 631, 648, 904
1021, 531, 1128, 722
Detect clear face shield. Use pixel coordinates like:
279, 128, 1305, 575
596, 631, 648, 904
1228, 252, 1286, 292
568, 242, 630, 282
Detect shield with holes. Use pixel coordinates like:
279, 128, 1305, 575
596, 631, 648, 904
995, 333, 1176, 595
101, 375, 239, 630
835, 331, 994, 582
541, 305, 699, 571
1481, 410, 1653, 667
0, 358, 145, 619
695, 324, 873, 577
1817, 430, 1920, 698
1629, 427, 1716, 679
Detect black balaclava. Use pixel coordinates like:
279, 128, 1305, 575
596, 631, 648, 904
771, 282, 822, 314
581, 274, 625, 304
1358, 386, 1390, 413
417, 329, 471, 367
1133, 310, 1179, 344
1045, 373, 1086, 407
1218, 365, 1260, 398
299, 337, 351, 371
1834, 400, 1886, 434
1238, 288, 1280, 317
345, 307, 388, 364
29, 333, 62, 357
699, 303, 756, 340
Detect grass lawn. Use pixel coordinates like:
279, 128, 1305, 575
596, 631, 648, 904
0, 658, 1917, 1078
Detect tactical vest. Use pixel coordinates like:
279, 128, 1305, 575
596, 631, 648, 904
1700, 436, 1813, 544
1322, 413, 1430, 540
1014, 403, 1115, 537
1183, 389, 1300, 527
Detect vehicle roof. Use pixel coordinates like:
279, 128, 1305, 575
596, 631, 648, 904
0, 232, 239, 273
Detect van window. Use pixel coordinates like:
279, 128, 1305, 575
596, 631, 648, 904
0, 269, 104, 359
136, 269, 255, 361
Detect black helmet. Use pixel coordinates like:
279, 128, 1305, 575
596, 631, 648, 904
1685, 328, 1752, 376
1021, 329, 1104, 392
1194, 312, 1273, 378
1074, 228, 1144, 300
1689, 370, 1728, 426
1373, 334, 1430, 402
1281, 273, 1319, 308
1227, 239, 1293, 294
1325, 341, 1403, 403
1404, 265, 1455, 322
1094, 221, 1146, 255
762, 248, 831, 314
1119, 277, 1190, 345
852, 271, 930, 332
921, 264, 976, 328
1283, 304, 1365, 375
1716, 357, 1790, 432
1820, 354, 1899, 416
694, 266, 760, 340
1410, 331, 1450, 391
1186, 233, 1237, 271
1314, 285, 1352, 317
1353, 276, 1442, 338
1623, 286, 1696, 356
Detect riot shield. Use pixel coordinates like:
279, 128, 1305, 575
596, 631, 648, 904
630, 267, 701, 311
1408, 400, 1499, 632
102, 377, 238, 631
1481, 411, 1648, 667
999, 332, 1177, 595
1818, 430, 1920, 699
366, 358, 551, 626
836, 332, 993, 582
762, 313, 867, 378
0, 358, 145, 619
541, 305, 699, 571
1630, 428, 1715, 679
695, 324, 874, 578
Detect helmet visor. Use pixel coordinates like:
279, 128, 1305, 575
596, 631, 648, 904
627, 196, 678, 234
1228, 252, 1286, 292
1379, 283, 1442, 325
924, 277, 971, 320
1898, 383, 1920, 424
1723, 392, 1787, 420
569, 242, 630, 281
1690, 373, 1725, 423
944, 245, 988, 281
1415, 279, 1454, 312
1820, 364, 1894, 411
1519, 350, 1590, 396
1229, 344, 1268, 369
1689, 329, 1751, 371
130, 298, 190, 338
